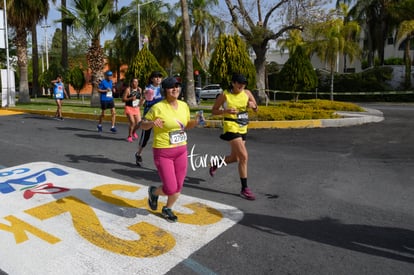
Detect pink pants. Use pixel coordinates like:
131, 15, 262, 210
153, 145, 187, 195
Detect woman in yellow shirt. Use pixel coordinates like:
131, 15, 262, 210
141, 77, 198, 222
210, 73, 258, 200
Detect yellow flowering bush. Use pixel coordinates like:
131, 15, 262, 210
207, 99, 363, 121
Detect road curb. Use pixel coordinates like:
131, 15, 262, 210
2, 107, 384, 129
205, 107, 383, 129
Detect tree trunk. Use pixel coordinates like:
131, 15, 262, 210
61, 0, 68, 70
404, 37, 411, 89
87, 39, 105, 107
366, 28, 374, 67
15, 29, 30, 103
330, 63, 334, 101
253, 46, 268, 104
31, 23, 40, 97
90, 73, 101, 107
180, 0, 197, 107
378, 17, 387, 65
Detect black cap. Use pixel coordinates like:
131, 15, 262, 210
232, 73, 248, 85
162, 77, 181, 89
150, 71, 163, 78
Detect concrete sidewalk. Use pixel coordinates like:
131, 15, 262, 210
0, 106, 383, 129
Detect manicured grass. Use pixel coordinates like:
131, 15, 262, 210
9, 98, 363, 121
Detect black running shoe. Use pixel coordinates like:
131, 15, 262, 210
135, 153, 142, 166
162, 206, 178, 223
147, 186, 158, 210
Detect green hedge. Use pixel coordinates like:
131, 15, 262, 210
270, 65, 414, 102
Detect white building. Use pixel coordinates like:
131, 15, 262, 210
265, 30, 407, 74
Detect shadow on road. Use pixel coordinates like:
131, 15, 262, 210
183, 183, 240, 198
56, 126, 97, 132
75, 133, 126, 141
65, 154, 137, 168
240, 213, 414, 263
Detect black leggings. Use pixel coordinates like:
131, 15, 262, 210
138, 128, 152, 148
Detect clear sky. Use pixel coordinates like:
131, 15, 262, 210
39, 0, 182, 45
38, 0, 133, 44
38, 0, 336, 50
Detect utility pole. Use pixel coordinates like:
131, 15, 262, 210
137, 0, 155, 50
1, 0, 14, 106
41, 22, 50, 70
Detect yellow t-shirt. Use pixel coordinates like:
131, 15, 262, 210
144, 99, 190, 148
222, 89, 249, 134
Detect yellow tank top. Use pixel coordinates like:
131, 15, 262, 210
222, 89, 249, 134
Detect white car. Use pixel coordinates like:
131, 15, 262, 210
199, 84, 223, 99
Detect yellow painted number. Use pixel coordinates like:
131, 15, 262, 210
25, 196, 175, 257
92, 184, 223, 225
0, 215, 60, 244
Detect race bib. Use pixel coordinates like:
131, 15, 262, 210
55, 91, 63, 98
236, 111, 249, 126
169, 130, 187, 145
106, 91, 113, 98
132, 99, 139, 107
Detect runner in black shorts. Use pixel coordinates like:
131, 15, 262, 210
220, 132, 247, 141
97, 71, 117, 133
210, 73, 258, 200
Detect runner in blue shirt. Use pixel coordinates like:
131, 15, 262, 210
97, 71, 117, 133
135, 71, 164, 166
51, 75, 69, 120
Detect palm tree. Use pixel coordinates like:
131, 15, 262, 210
395, 21, 414, 89
113, 0, 175, 70
308, 10, 361, 100
180, 0, 197, 107
2, 0, 51, 103
277, 29, 305, 55
389, 0, 414, 89
58, 0, 127, 106
31, 23, 40, 97
338, 0, 395, 67
61, 0, 68, 70
188, 0, 224, 70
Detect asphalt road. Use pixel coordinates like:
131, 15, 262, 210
0, 103, 413, 274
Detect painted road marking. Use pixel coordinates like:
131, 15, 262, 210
183, 258, 218, 275
0, 162, 243, 274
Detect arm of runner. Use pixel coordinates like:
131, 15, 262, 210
141, 118, 163, 130
211, 93, 235, 115
245, 89, 258, 112
122, 87, 130, 102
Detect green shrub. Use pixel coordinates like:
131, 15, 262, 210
316, 67, 394, 102
384, 57, 404, 65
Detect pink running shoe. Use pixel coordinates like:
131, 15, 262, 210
127, 136, 133, 143
133, 132, 138, 139
209, 165, 218, 177
240, 188, 256, 200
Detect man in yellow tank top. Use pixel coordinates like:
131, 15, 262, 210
210, 73, 258, 200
